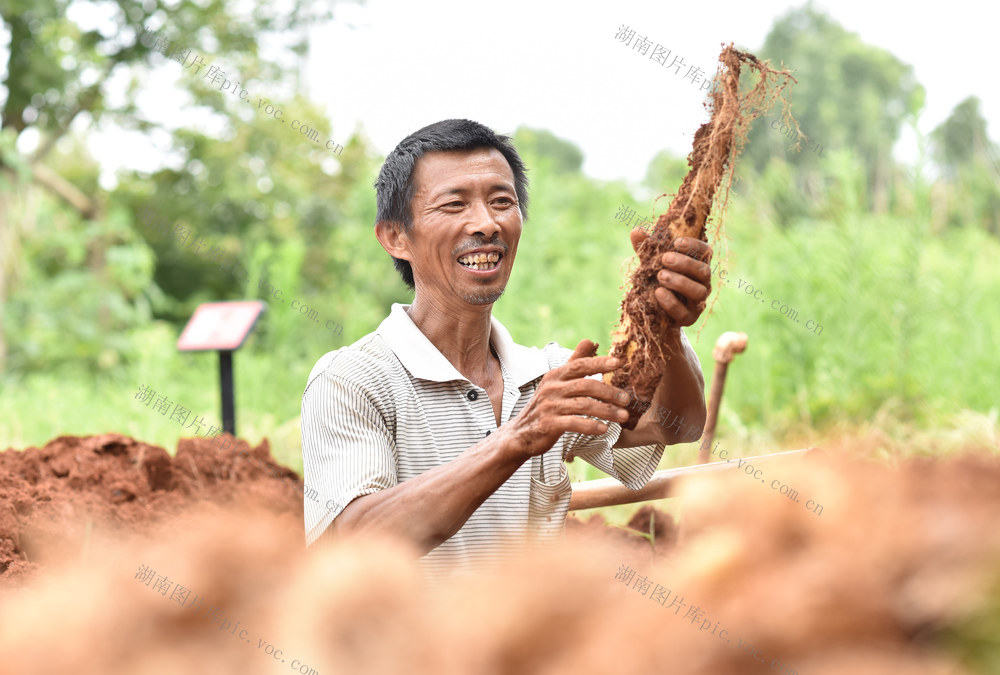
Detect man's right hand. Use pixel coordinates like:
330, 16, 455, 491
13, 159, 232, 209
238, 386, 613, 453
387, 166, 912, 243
502, 339, 630, 459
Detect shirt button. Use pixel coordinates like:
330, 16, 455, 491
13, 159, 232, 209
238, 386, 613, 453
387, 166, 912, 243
485, 430, 491, 437
467, 390, 478, 401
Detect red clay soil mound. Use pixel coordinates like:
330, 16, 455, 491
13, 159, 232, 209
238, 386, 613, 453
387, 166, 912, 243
1, 432, 674, 584
0, 433, 304, 582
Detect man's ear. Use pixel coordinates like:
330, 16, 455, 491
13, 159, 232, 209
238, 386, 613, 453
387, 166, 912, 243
375, 220, 411, 261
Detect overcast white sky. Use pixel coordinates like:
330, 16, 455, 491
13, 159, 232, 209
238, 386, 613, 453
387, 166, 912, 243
6, 0, 994, 187
305, 0, 998, 185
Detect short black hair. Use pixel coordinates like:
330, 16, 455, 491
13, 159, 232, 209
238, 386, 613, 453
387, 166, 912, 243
374, 119, 530, 289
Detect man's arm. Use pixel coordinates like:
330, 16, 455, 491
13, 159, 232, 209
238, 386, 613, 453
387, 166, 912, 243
330, 431, 525, 552
615, 328, 706, 448
328, 340, 633, 556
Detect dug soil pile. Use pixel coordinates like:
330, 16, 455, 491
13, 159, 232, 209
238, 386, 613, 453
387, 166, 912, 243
0, 433, 304, 581
0, 433, 669, 582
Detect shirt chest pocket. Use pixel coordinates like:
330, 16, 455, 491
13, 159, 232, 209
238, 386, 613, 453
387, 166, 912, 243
527, 454, 572, 540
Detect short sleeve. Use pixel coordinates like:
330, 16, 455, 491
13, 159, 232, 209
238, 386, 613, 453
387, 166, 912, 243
301, 365, 397, 545
566, 432, 663, 491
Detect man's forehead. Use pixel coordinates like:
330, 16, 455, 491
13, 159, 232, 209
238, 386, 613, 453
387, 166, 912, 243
412, 148, 515, 194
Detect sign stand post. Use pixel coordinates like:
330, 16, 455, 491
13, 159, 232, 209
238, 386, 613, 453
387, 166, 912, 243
220, 350, 235, 435
177, 301, 266, 437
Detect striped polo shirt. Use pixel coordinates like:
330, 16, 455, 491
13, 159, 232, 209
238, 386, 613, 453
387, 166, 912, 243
300, 303, 666, 576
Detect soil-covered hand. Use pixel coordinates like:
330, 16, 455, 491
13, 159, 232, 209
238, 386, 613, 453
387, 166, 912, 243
502, 339, 631, 460
630, 230, 713, 328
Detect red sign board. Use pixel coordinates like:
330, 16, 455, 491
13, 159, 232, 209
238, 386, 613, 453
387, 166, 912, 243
177, 301, 266, 351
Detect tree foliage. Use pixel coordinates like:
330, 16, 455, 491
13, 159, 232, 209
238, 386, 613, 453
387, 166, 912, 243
928, 97, 1000, 234
0, 0, 337, 369
743, 3, 925, 216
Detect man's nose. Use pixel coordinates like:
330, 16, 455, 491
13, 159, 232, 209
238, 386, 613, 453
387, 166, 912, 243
465, 201, 501, 237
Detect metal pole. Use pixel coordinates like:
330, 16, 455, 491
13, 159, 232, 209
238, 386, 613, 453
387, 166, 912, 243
219, 350, 235, 435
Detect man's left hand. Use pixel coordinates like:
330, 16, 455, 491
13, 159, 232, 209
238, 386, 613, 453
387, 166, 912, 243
631, 229, 712, 328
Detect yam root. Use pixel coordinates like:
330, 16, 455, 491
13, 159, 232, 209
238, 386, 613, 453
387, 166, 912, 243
606, 44, 796, 430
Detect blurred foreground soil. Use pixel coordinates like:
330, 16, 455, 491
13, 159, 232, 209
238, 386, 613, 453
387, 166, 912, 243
1, 433, 999, 675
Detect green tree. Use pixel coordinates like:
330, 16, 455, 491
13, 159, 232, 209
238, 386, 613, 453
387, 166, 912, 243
511, 127, 584, 175
643, 149, 687, 198
930, 97, 1000, 235
0, 0, 340, 371
931, 96, 994, 176
743, 3, 925, 215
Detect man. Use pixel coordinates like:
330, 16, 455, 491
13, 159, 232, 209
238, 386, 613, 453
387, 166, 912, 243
301, 119, 711, 576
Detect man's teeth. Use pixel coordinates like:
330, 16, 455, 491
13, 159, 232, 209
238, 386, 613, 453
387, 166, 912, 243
457, 252, 501, 270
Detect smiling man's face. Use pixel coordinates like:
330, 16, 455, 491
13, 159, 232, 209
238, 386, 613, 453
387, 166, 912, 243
402, 147, 523, 307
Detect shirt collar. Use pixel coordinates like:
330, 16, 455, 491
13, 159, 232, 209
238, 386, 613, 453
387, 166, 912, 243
376, 303, 549, 387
